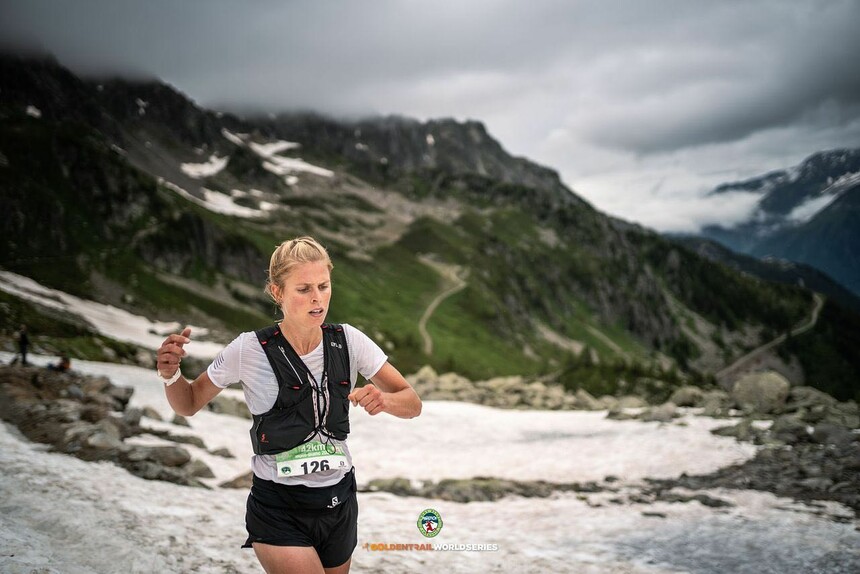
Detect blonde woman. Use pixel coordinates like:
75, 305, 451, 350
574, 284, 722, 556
156, 236, 421, 574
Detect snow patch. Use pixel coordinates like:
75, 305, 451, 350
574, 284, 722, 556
221, 128, 246, 146
249, 140, 300, 158
0, 272, 222, 359
787, 194, 839, 223
1, 368, 857, 574
262, 156, 334, 178
180, 154, 229, 179
787, 171, 860, 223
160, 179, 270, 219
135, 98, 148, 116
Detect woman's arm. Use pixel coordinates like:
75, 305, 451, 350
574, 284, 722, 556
157, 328, 224, 416
348, 362, 422, 418
164, 371, 224, 417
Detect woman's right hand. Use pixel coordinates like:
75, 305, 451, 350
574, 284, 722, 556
156, 327, 191, 378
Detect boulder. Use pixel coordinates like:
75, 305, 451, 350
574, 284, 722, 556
701, 390, 731, 417
575, 389, 602, 411
770, 415, 810, 445
617, 395, 648, 409
732, 371, 790, 414
641, 402, 678, 423
669, 386, 705, 407
172, 414, 191, 427
141, 406, 163, 421
220, 471, 254, 489
185, 459, 215, 479
810, 423, 856, 447
206, 395, 251, 419
711, 418, 761, 442
209, 447, 235, 458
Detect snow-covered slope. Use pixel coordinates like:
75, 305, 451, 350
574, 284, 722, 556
2, 352, 858, 573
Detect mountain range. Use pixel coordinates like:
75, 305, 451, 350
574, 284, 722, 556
1, 52, 858, 402
698, 149, 860, 296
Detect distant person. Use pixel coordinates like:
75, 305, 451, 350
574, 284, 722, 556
156, 236, 421, 574
47, 356, 71, 372
17, 325, 29, 365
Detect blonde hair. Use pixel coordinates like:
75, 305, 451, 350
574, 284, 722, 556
265, 236, 333, 304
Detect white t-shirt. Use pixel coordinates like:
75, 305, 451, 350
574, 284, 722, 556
207, 323, 387, 487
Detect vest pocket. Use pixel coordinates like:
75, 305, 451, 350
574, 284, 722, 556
251, 387, 316, 455
326, 379, 351, 439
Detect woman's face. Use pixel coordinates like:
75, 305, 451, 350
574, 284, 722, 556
275, 260, 331, 329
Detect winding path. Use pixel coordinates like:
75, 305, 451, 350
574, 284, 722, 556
715, 292, 825, 385
417, 258, 467, 356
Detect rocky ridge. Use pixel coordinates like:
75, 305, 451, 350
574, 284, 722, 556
0, 365, 229, 487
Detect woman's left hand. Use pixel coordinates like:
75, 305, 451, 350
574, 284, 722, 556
348, 383, 386, 416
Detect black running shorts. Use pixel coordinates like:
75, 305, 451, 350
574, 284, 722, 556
243, 471, 358, 568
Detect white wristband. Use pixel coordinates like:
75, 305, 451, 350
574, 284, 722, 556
157, 368, 183, 386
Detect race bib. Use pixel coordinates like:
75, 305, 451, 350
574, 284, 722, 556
275, 440, 348, 477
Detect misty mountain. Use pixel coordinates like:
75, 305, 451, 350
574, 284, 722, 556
2, 52, 858, 401
699, 149, 860, 294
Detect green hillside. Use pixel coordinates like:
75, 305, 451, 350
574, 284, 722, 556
1, 53, 858, 403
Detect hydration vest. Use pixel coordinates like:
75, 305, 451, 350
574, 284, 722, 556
250, 323, 351, 456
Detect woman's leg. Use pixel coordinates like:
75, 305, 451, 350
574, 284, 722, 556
253, 544, 325, 574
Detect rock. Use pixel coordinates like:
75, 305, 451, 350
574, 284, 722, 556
0, 365, 210, 488
141, 406, 163, 421
811, 423, 856, 447
206, 395, 251, 419
408, 365, 438, 388
798, 477, 834, 491
701, 390, 732, 417
172, 414, 191, 427
438, 372, 475, 393
165, 433, 207, 449
641, 402, 678, 423
575, 389, 602, 410
732, 371, 790, 414
606, 405, 638, 420
367, 477, 415, 496
657, 491, 733, 508
185, 459, 215, 479
617, 395, 648, 409
220, 471, 254, 489
122, 407, 143, 427
711, 418, 761, 442
597, 395, 619, 411
669, 386, 705, 407
78, 375, 112, 395
785, 386, 836, 412
135, 349, 155, 369
83, 430, 125, 453
66, 384, 85, 400
209, 447, 234, 458
106, 385, 134, 409
771, 415, 810, 444
126, 445, 191, 467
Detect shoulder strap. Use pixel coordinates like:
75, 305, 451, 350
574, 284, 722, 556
255, 324, 309, 407
321, 323, 350, 385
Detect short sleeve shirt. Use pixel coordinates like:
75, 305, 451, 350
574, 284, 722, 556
207, 323, 387, 487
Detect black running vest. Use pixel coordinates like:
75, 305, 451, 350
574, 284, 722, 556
250, 323, 351, 456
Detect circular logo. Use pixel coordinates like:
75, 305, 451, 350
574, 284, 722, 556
417, 508, 443, 538
280, 466, 291, 475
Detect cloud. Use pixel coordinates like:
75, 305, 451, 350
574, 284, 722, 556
2, 0, 859, 233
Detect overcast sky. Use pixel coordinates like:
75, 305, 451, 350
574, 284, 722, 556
3, 0, 859, 232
